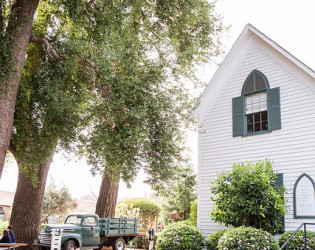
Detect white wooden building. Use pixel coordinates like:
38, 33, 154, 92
195, 24, 315, 237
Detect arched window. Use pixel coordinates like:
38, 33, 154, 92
232, 70, 281, 137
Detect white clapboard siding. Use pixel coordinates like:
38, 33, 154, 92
198, 31, 315, 238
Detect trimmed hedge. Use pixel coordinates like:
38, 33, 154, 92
206, 229, 228, 250
155, 221, 204, 250
278, 230, 315, 249
218, 226, 279, 250
123, 198, 161, 214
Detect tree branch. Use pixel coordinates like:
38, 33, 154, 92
30, 33, 63, 60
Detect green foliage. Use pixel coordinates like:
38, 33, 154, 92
42, 183, 77, 223
158, 160, 197, 224
128, 235, 150, 249
115, 203, 140, 219
206, 229, 228, 250
189, 200, 198, 227
123, 198, 161, 214
155, 221, 204, 250
278, 230, 315, 249
9, 0, 225, 187
210, 160, 287, 234
218, 226, 279, 250
116, 198, 160, 230
0, 1, 15, 83
0, 221, 8, 232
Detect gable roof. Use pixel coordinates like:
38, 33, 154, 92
195, 24, 315, 120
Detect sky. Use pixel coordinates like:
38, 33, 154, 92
0, 0, 315, 201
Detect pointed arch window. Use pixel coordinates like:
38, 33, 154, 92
232, 70, 281, 137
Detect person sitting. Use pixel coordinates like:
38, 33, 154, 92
7, 225, 16, 243
0, 230, 12, 243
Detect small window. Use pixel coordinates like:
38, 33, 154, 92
83, 216, 97, 226
245, 92, 268, 133
232, 70, 281, 137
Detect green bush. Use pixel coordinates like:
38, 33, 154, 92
128, 235, 150, 249
278, 230, 315, 249
116, 198, 160, 230
0, 221, 9, 232
206, 229, 228, 250
217, 226, 279, 250
155, 221, 204, 250
210, 160, 287, 234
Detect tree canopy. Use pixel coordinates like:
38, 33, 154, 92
6, 0, 224, 186
0, 0, 225, 247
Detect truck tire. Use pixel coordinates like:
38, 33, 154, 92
113, 237, 125, 250
62, 240, 77, 250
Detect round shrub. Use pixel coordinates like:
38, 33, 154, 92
278, 230, 315, 249
218, 226, 279, 250
206, 229, 229, 250
155, 221, 204, 250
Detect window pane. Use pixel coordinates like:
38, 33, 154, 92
254, 122, 261, 132
252, 93, 260, 103
245, 96, 252, 114
261, 111, 268, 121
247, 123, 253, 133
262, 121, 268, 131
244, 74, 254, 93
255, 73, 267, 90
254, 112, 260, 122
247, 114, 253, 123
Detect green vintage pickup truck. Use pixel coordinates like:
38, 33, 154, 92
36, 213, 138, 250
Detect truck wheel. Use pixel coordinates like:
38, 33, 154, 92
62, 240, 77, 250
113, 237, 125, 250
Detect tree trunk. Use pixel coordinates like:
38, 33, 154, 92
9, 148, 55, 249
0, 0, 39, 179
95, 174, 120, 218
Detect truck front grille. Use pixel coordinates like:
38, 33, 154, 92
38, 234, 51, 245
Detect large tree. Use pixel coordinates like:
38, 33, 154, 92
3, 0, 224, 247
0, 0, 40, 179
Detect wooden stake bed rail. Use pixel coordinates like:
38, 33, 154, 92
99, 217, 138, 236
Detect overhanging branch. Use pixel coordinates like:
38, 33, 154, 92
30, 33, 63, 60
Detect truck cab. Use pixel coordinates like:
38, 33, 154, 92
37, 214, 100, 250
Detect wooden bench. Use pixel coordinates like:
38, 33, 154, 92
0, 243, 28, 250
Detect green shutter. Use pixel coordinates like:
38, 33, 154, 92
232, 96, 244, 137
271, 173, 285, 234
267, 87, 281, 131
272, 173, 283, 188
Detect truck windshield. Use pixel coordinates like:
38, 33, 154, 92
65, 215, 83, 225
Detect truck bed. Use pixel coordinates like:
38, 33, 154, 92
99, 218, 138, 236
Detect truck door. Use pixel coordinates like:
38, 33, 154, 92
82, 216, 100, 246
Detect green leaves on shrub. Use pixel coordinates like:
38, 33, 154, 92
218, 226, 279, 250
155, 221, 204, 250
0, 222, 8, 232
210, 160, 287, 234
278, 230, 315, 249
206, 229, 228, 250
